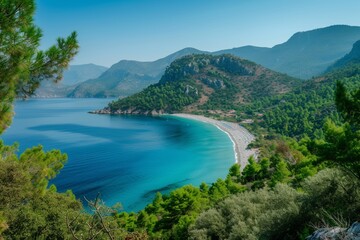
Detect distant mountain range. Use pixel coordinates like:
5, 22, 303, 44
327, 39, 360, 71
35, 64, 108, 97
102, 54, 300, 115
38, 25, 360, 98
67, 48, 205, 98
61, 64, 108, 86
217, 25, 360, 79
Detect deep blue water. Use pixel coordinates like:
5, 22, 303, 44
1, 98, 234, 211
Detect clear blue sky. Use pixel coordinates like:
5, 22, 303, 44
35, 0, 360, 67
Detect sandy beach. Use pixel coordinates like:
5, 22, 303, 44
170, 114, 256, 169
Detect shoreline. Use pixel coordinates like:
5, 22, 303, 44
168, 113, 256, 169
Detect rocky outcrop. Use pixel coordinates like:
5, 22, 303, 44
306, 222, 360, 240
201, 77, 225, 89
89, 107, 111, 114
89, 107, 164, 116
211, 55, 254, 76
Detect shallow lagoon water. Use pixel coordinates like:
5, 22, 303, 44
2, 98, 234, 211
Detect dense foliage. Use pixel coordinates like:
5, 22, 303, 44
313, 80, 360, 180
241, 40, 360, 138
191, 168, 360, 240
239, 65, 360, 138
109, 81, 199, 113
0, 142, 81, 238
0, 0, 83, 238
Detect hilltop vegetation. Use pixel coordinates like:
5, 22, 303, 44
108, 54, 300, 115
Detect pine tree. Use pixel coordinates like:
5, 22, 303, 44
0, 1, 80, 237
316, 81, 360, 179
0, 0, 79, 134
335, 81, 360, 128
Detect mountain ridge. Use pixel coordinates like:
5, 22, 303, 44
72, 25, 360, 98
35, 63, 108, 98
327, 39, 360, 71
68, 48, 207, 98
216, 25, 360, 79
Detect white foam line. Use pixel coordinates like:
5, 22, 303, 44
166, 113, 256, 168
214, 124, 238, 163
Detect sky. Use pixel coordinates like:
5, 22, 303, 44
35, 0, 360, 67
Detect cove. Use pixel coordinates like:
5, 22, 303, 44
1, 98, 234, 211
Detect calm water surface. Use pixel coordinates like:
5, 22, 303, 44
1, 98, 234, 211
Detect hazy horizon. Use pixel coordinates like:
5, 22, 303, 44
36, 0, 360, 67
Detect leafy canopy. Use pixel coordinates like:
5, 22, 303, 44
314, 81, 360, 179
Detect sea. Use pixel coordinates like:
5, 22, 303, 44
1, 98, 234, 211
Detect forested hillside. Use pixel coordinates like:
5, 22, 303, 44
239, 65, 360, 138
241, 41, 360, 138
106, 54, 300, 115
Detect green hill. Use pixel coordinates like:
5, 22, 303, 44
106, 54, 300, 115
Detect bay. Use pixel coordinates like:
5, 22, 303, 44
1, 98, 234, 211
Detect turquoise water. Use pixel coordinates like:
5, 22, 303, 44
1, 98, 234, 211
